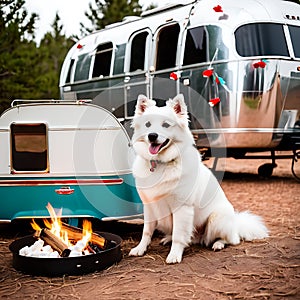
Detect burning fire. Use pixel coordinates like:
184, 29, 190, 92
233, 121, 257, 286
31, 203, 93, 251
19, 203, 105, 258
31, 203, 92, 249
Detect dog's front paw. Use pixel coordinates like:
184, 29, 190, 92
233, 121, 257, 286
166, 242, 185, 263
166, 250, 183, 264
129, 245, 146, 257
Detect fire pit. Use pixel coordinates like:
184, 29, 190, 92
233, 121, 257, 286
9, 203, 122, 276
9, 232, 122, 276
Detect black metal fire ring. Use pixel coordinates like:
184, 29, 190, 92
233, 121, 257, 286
9, 232, 122, 276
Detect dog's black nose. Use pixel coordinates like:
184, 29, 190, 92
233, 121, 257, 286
148, 132, 158, 142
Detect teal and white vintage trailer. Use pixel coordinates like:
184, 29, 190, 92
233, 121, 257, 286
0, 100, 143, 223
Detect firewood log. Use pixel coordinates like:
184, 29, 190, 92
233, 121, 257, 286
61, 222, 107, 249
35, 228, 71, 257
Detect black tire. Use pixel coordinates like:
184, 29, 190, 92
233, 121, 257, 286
258, 163, 276, 178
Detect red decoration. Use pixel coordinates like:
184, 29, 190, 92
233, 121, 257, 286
169, 72, 178, 81
215, 76, 220, 84
202, 69, 214, 77
213, 5, 223, 13
253, 61, 266, 69
77, 44, 83, 49
209, 97, 220, 107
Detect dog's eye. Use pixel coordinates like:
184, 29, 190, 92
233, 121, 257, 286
162, 121, 171, 128
145, 121, 151, 128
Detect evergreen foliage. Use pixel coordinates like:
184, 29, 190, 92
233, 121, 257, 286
0, 0, 151, 114
80, 0, 142, 35
0, 1, 74, 113
37, 13, 74, 99
0, 0, 38, 112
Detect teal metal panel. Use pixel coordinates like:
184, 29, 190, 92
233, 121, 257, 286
0, 174, 142, 221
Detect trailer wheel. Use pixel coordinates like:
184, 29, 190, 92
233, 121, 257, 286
258, 163, 277, 178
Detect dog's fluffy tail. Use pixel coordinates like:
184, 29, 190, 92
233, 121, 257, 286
235, 211, 269, 241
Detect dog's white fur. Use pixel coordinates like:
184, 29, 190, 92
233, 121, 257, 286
129, 94, 268, 264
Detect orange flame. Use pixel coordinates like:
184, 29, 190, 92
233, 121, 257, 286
31, 219, 41, 231
82, 219, 92, 244
31, 203, 93, 251
44, 203, 69, 245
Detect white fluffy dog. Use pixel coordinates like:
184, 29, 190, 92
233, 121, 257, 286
129, 94, 268, 264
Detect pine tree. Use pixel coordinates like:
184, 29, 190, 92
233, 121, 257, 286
0, 0, 38, 112
80, 0, 142, 35
0, 3, 74, 114
37, 13, 74, 99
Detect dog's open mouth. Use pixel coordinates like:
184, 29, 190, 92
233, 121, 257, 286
149, 139, 170, 155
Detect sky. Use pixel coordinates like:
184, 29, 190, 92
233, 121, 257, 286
24, 0, 173, 43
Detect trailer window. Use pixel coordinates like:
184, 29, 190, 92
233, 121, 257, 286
65, 58, 75, 83
74, 54, 92, 81
156, 24, 180, 70
288, 25, 300, 58
235, 23, 289, 57
183, 26, 207, 65
113, 44, 126, 75
11, 124, 48, 172
92, 42, 113, 77
130, 31, 148, 72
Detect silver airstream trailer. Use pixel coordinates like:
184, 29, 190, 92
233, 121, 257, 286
59, 0, 300, 177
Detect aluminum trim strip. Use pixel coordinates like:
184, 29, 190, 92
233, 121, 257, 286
101, 214, 144, 221
192, 128, 299, 134
0, 178, 123, 187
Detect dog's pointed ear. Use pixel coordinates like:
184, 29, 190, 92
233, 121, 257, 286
134, 94, 156, 116
167, 94, 189, 128
167, 94, 188, 117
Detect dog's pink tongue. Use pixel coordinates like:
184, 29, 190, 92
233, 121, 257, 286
149, 144, 161, 155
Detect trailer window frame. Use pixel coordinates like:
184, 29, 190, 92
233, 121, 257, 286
10, 123, 49, 173
155, 23, 180, 71
74, 53, 92, 82
128, 30, 150, 72
183, 26, 208, 66
92, 42, 114, 78
288, 25, 300, 59
235, 22, 289, 57
65, 58, 75, 84
113, 43, 126, 75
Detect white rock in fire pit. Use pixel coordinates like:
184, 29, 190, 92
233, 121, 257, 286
19, 245, 30, 256
69, 250, 83, 257
70, 240, 86, 252
19, 240, 44, 256
31, 239, 44, 251
19, 239, 58, 258
41, 245, 53, 253
49, 251, 60, 258
19, 237, 92, 258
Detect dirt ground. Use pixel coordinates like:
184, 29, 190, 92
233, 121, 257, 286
0, 152, 299, 299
